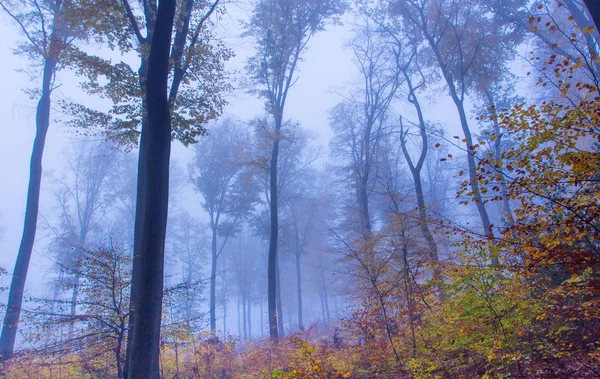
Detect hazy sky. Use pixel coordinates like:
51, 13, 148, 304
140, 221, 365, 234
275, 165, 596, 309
0, 4, 477, 295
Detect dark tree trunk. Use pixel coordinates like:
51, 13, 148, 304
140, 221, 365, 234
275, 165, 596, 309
357, 176, 371, 238
0, 56, 57, 361
124, 53, 149, 379
358, 115, 374, 238
116, 319, 126, 378
268, 134, 280, 342
276, 253, 284, 338
127, 0, 176, 377
210, 224, 218, 331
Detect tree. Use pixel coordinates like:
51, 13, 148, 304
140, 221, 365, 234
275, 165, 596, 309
15, 247, 131, 378
58, 0, 231, 368
189, 118, 258, 332
282, 180, 326, 329
329, 20, 401, 239
392, 0, 523, 251
45, 140, 118, 335
126, 0, 176, 376
460, 60, 600, 376
75, 0, 234, 375
0, 0, 114, 361
167, 212, 208, 325
248, 119, 320, 336
244, 0, 345, 342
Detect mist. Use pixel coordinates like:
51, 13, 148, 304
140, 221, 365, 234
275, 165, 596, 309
0, 0, 599, 377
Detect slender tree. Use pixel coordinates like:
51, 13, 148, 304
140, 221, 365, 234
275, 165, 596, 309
392, 0, 523, 248
244, 0, 345, 342
45, 140, 118, 335
189, 119, 258, 332
0, 0, 111, 360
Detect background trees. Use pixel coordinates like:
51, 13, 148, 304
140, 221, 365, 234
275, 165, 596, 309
45, 140, 118, 334
189, 118, 258, 332
0, 0, 117, 360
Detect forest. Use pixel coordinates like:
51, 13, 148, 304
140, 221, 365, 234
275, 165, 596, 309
0, 0, 598, 377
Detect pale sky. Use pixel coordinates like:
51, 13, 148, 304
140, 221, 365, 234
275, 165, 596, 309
0, 4, 493, 296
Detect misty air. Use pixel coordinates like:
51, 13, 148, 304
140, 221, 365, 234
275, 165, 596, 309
0, 0, 598, 378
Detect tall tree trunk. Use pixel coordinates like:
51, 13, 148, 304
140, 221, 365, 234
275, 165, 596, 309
357, 178, 371, 237
268, 133, 280, 342
420, 23, 495, 262
124, 52, 150, 379
242, 293, 247, 339
0, 56, 57, 361
260, 300, 264, 338
295, 250, 303, 329
223, 298, 227, 338
210, 224, 217, 331
276, 254, 284, 338
237, 297, 241, 335
485, 91, 515, 227
127, 0, 176, 377
247, 297, 252, 339
454, 99, 493, 234
319, 261, 331, 323
449, 91, 495, 261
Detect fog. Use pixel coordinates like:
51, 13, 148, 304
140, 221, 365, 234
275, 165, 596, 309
0, 0, 597, 377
